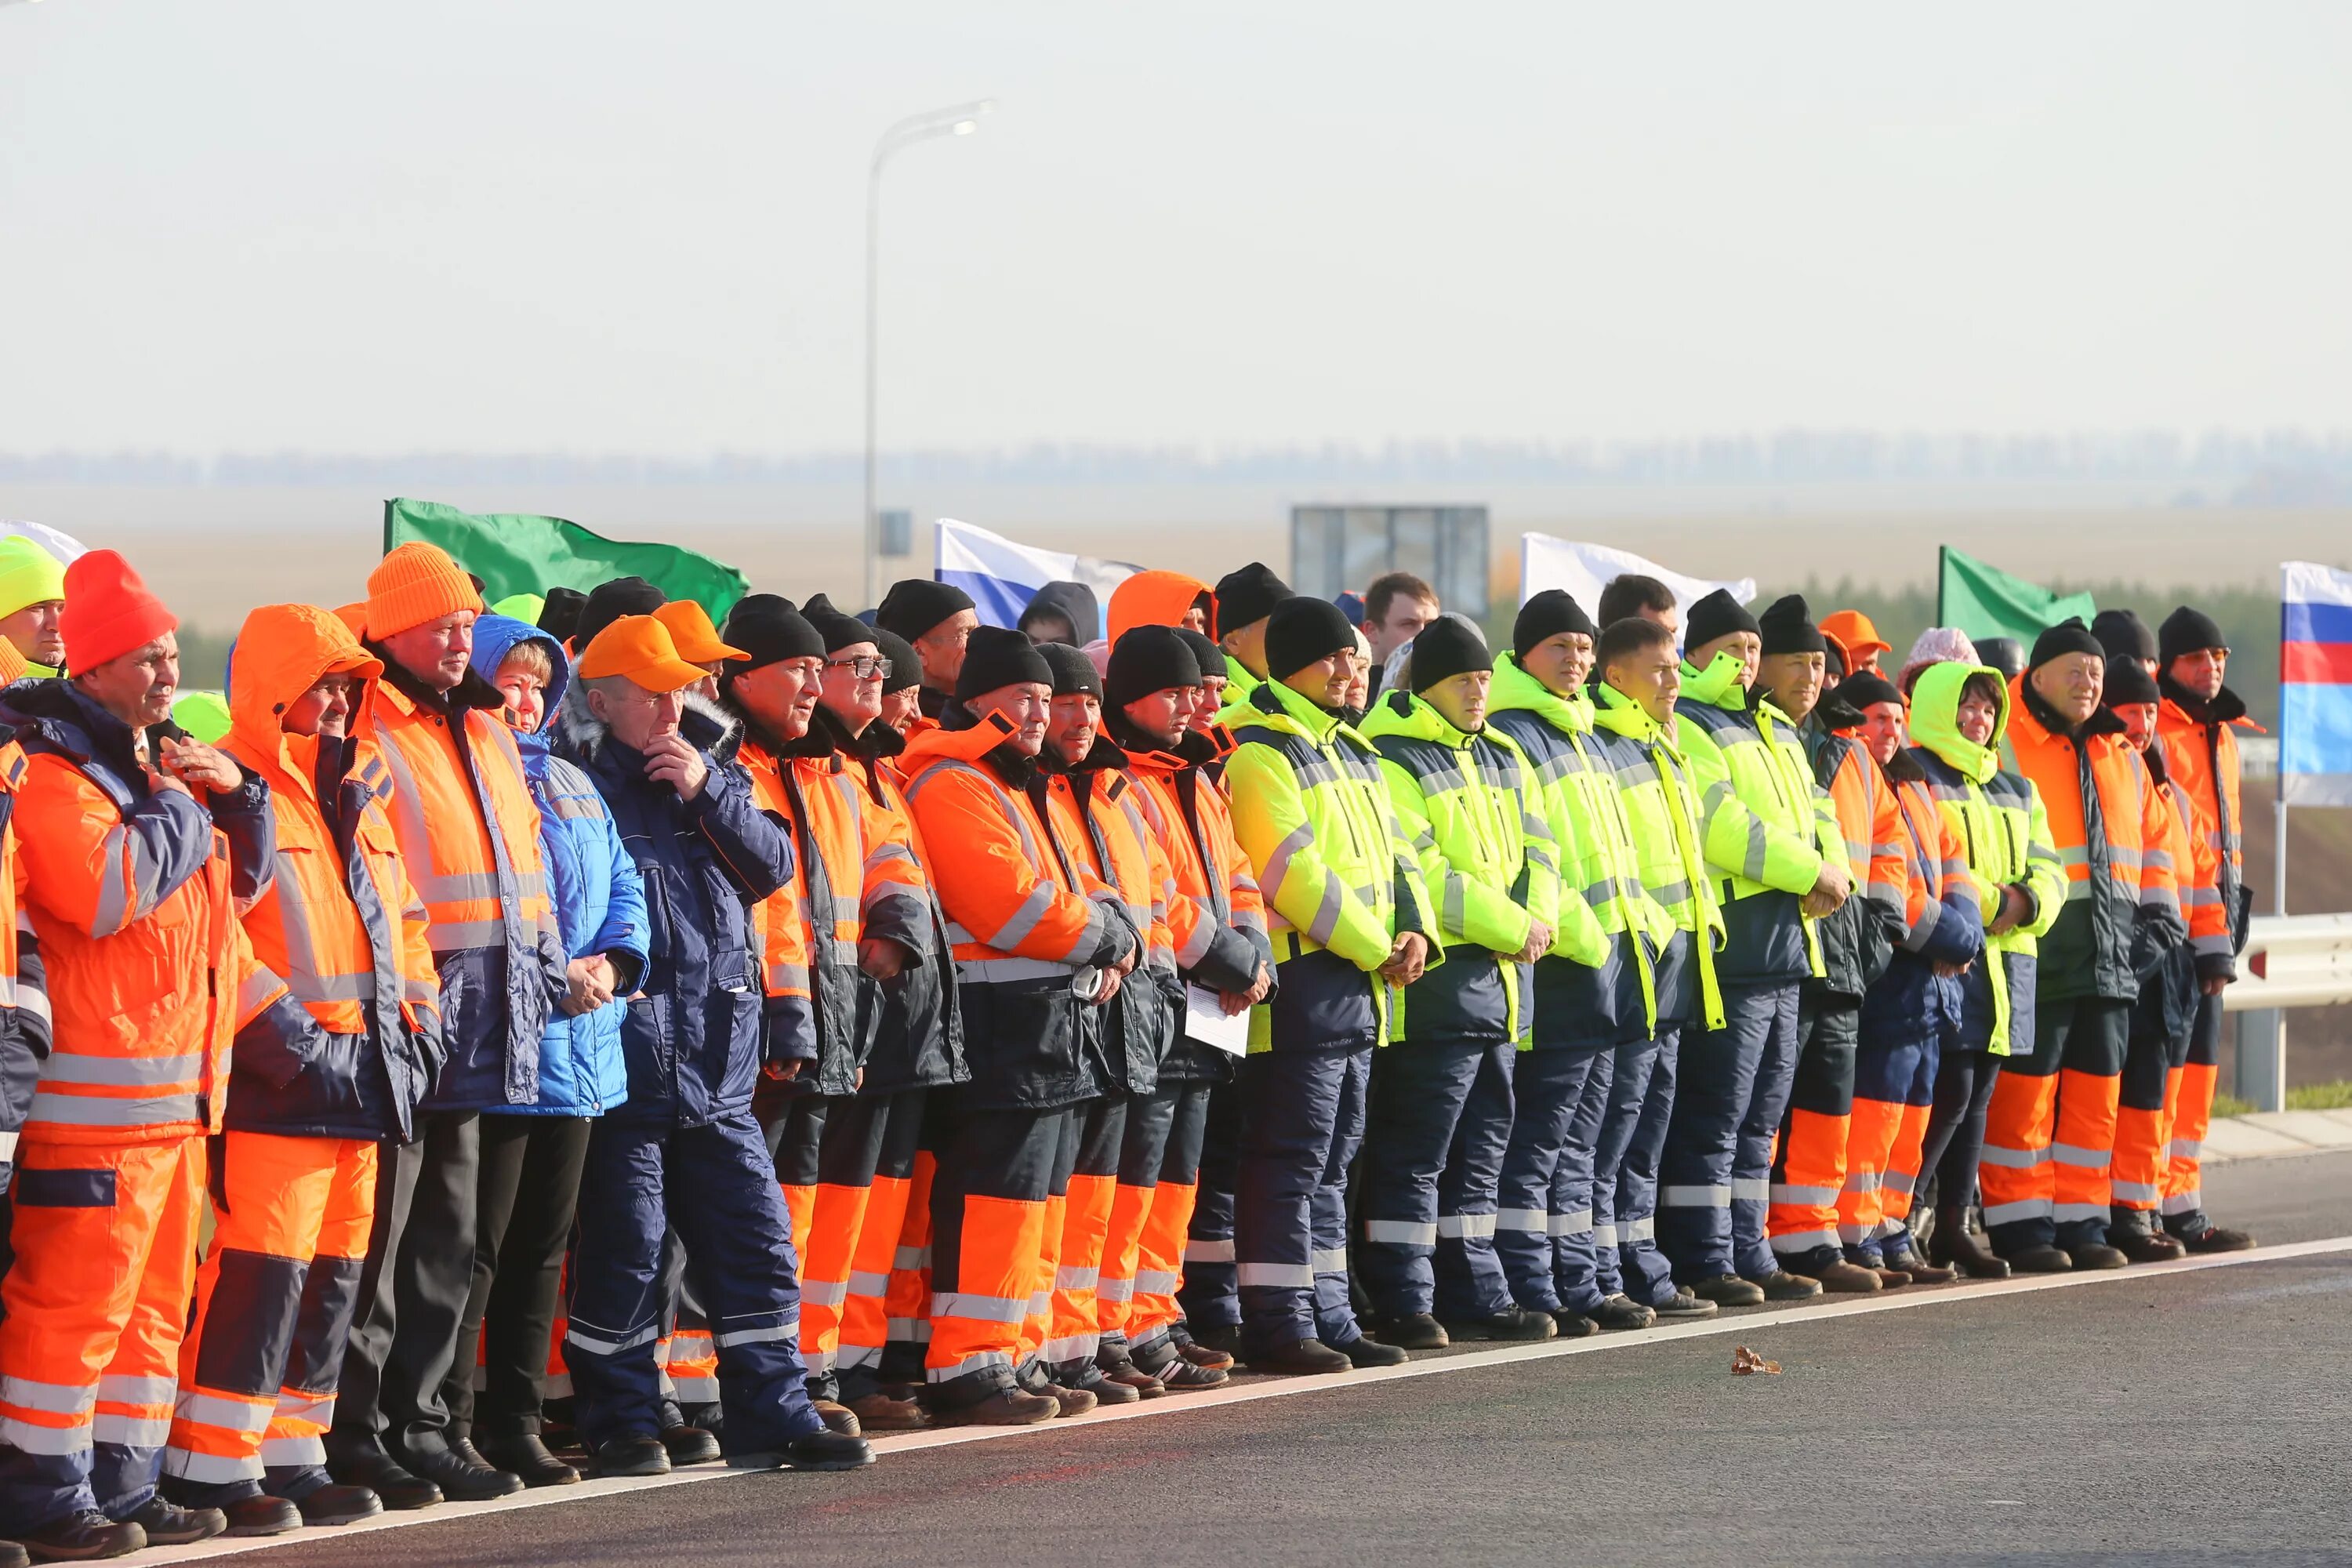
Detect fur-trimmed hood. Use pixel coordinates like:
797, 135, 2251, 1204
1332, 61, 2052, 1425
554, 678, 742, 768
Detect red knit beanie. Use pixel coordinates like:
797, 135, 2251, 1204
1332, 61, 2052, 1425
60, 549, 178, 675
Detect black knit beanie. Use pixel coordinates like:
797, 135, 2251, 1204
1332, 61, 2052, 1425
2104, 661, 2161, 706
1406, 615, 1491, 695
1757, 593, 1826, 656
2092, 608, 2158, 667
1214, 563, 1293, 639
1838, 671, 1902, 710
2158, 605, 2229, 666
1106, 626, 1202, 711
1684, 588, 1761, 651
536, 586, 587, 644
577, 575, 666, 652
2028, 617, 2105, 672
955, 624, 1054, 702
1263, 596, 1358, 681
1824, 640, 1847, 680
719, 593, 826, 675
1037, 641, 1102, 701
873, 627, 922, 695
1176, 627, 1228, 681
796, 595, 879, 655
1512, 590, 1598, 661
876, 578, 976, 644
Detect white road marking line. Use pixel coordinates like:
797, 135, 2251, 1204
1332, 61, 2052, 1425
140, 1234, 2352, 1563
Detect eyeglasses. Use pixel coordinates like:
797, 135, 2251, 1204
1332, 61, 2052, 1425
825, 655, 894, 681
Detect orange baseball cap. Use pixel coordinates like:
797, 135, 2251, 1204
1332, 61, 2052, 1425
576, 615, 710, 694
1819, 609, 1890, 662
652, 599, 747, 665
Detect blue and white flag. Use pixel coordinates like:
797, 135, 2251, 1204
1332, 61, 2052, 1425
935, 517, 1139, 634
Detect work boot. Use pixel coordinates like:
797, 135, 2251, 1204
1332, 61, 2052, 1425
812, 1399, 864, 1436
1365, 1312, 1450, 1350
1926, 1214, 2010, 1279
1094, 1354, 1167, 1400
1650, 1287, 1719, 1319
1336, 1334, 1409, 1369
13, 1509, 143, 1561
931, 1385, 1058, 1426
405, 1446, 523, 1501
1550, 1310, 1600, 1338
2175, 1223, 2256, 1254
847, 1388, 933, 1431
1591, 1294, 1657, 1331
291, 1484, 383, 1527
2110, 1227, 2187, 1264
1689, 1274, 1766, 1308
719, 1430, 875, 1472
1243, 1336, 1348, 1376
1751, 1270, 1822, 1302
594, 1436, 672, 1477
1184, 1321, 1243, 1359
659, 1424, 722, 1465
475, 1432, 581, 1487
1051, 1357, 1138, 1406
2004, 1243, 2073, 1274
2069, 1241, 2129, 1270
1881, 1242, 1958, 1284
1040, 1384, 1098, 1417
220, 1495, 301, 1537
119, 1499, 225, 1547
1808, 1258, 1886, 1294
1443, 1305, 1558, 1342
326, 1446, 442, 1510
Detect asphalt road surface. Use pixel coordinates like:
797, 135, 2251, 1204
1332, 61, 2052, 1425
140, 1148, 2352, 1568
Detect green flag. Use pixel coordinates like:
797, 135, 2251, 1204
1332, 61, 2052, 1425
1936, 545, 2096, 646
383, 498, 750, 620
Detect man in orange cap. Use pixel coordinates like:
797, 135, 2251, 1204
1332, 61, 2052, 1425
328, 542, 565, 1508
554, 616, 872, 1475
653, 599, 735, 703
0, 550, 285, 1557
1819, 610, 1891, 680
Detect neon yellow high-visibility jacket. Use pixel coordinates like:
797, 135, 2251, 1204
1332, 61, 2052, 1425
1224, 677, 1438, 1052
1213, 659, 1265, 731
1486, 655, 1663, 1046
1359, 685, 1576, 1047
1674, 651, 1832, 988
1907, 662, 2067, 1054
1589, 682, 1726, 1033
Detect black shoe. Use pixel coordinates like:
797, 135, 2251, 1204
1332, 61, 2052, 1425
720, 1429, 877, 1472
1591, 1294, 1657, 1331
2177, 1223, 2256, 1254
1550, 1310, 1601, 1338
120, 1498, 225, 1547
13, 1509, 143, 1561
326, 1447, 442, 1510
1187, 1321, 1243, 1358
292, 1484, 384, 1527
659, 1424, 723, 1465
1365, 1312, 1449, 1350
1881, 1244, 1958, 1284
220, 1494, 300, 1537
404, 1446, 523, 1501
1443, 1305, 1558, 1341
2110, 1229, 2187, 1264
2070, 1241, 2129, 1270
1336, 1334, 1409, 1368
476, 1432, 582, 1487
594, 1436, 672, 1478
1052, 1358, 1138, 1406
2005, 1243, 2073, 1274
1926, 1214, 2011, 1279
1690, 1273, 1766, 1307
1649, 1287, 1719, 1319
1150, 1356, 1229, 1390
1243, 1336, 1352, 1375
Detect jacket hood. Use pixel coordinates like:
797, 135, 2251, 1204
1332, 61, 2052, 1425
1107, 570, 1210, 645
1910, 662, 2009, 784
1488, 652, 1595, 733
467, 612, 572, 736
227, 603, 383, 764
1359, 685, 1477, 748
1680, 648, 1751, 710
0, 673, 142, 772
555, 679, 741, 768
905, 706, 1041, 786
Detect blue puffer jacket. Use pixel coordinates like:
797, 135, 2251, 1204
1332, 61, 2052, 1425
554, 682, 793, 1129
470, 615, 648, 1117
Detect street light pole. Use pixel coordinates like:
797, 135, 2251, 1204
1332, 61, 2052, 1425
863, 99, 991, 608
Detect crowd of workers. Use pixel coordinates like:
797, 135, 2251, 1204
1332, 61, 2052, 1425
0, 536, 2255, 1561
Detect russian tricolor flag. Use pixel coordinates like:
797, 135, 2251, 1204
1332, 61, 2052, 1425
934, 518, 1140, 635
2281, 561, 2352, 805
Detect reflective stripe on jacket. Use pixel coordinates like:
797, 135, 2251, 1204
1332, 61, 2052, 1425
1588, 681, 1726, 1033
741, 727, 872, 1098
2156, 682, 2246, 974
0, 736, 53, 1184
1801, 720, 1907, 1004
1044, 739, 1179, 1094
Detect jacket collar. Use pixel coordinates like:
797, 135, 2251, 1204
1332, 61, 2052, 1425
1107, 710, 1217, 772
2018, 672, 2125, 744
811, 699, 907, 763
1590, 680, 1668, 743
903, 707, 1041, 788
1247, 674, 1364, 748
2159, 673, 2247, 728
369, 643, 507, 722
2, 677, 153, 788
1487, 653, 1594, 734
1679, 649, 1750, 710
555, 682, 742, 773
1358, 686, 1475, 748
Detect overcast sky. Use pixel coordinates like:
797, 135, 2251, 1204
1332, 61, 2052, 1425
2, 2, 2347, 456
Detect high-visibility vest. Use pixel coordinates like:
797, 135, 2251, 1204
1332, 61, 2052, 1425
1675, 654, 1829, 980
1589, 682, 1726, 1032
741, 731, 873, 1097
2156, 687, 2246, 958
1116, 725, 1269, 983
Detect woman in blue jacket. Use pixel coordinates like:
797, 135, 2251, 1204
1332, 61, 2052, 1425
446, 613, 648, 1486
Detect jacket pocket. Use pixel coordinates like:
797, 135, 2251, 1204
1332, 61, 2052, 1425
1264, 948, 1377, 1052
956, 977, 1084, 1103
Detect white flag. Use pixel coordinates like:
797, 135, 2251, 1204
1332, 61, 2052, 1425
1518, 533, 1755, 619
0, 521, 90, 564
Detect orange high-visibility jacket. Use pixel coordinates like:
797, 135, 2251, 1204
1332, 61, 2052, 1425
902, 713, 1135, 1109
1809, 728, 1910, 1001
2155, 686, 2246, 974
1116, 724, 1271, 1004
741, 728, 869, 1097
2148, 739, 2227, 960
0, 678, 285, 1143
2002, 676, 2183, 1004
1043, 741, 1179, 1094
0, 731, 56, 1174
223, 604, 444, 1141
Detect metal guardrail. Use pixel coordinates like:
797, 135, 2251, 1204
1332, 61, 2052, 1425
2223, 913, 2352, 1112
